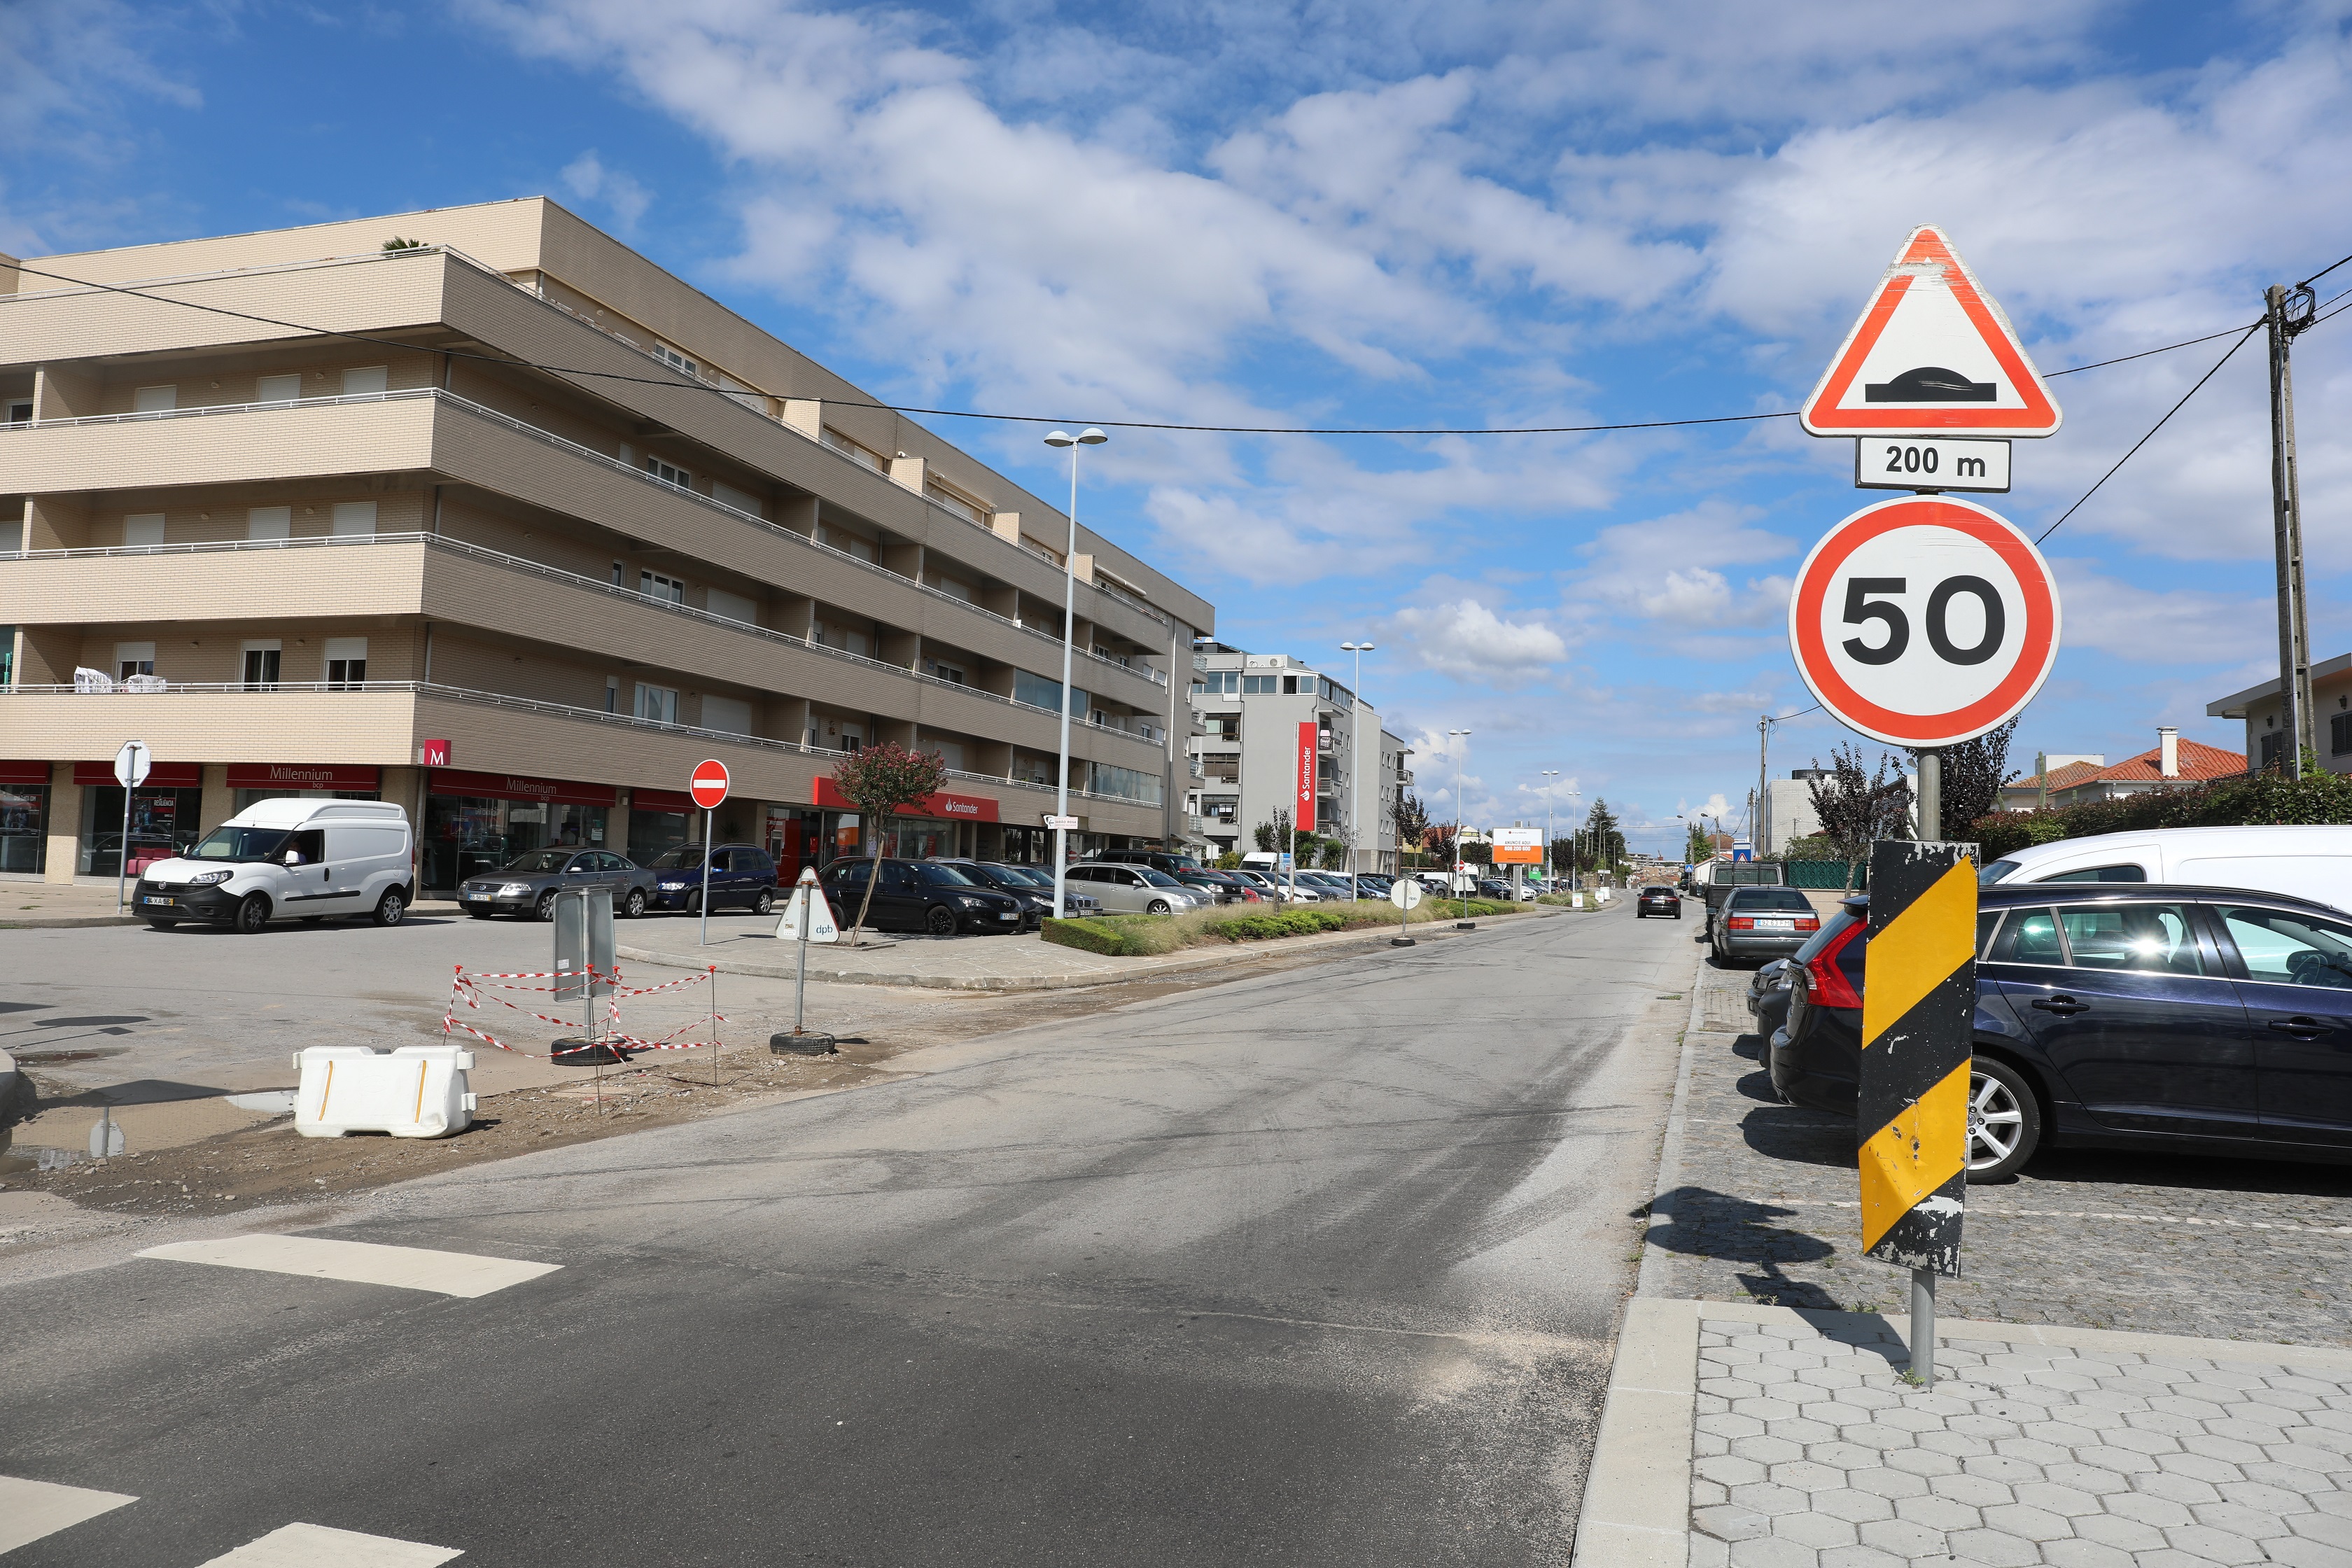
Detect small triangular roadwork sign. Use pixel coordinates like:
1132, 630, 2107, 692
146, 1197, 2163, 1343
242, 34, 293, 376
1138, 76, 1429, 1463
776, 882, 840, 944
1802, 225, 2061, 440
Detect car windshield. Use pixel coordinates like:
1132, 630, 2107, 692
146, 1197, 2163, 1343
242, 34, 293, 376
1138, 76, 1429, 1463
188, 826, 290, 862
501, 850, 572, 874
916, 863, 975, 886
997, 865, 1054, 888
645, 846, 710, 870
1732, 889, 1815, 912
1137, 867, 1184, 887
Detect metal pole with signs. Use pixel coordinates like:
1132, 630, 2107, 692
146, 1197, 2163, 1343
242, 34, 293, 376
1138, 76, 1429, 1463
769, 867, 840, 1055
1795, 225, 2064, 1386
690, 760, 730, 947
113, 740, 151, 913
1389, 873, 1421, 946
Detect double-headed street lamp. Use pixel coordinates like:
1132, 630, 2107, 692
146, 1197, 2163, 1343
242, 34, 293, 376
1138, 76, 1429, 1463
1340, 640, 1375, 878
1043, 426, 1107, 920
1541, 769, 1560, 890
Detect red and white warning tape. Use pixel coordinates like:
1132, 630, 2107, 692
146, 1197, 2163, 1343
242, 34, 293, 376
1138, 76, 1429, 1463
440, 964, 727, 1060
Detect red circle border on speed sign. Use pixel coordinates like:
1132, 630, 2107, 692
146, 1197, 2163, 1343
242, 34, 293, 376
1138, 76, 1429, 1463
690, 758, 731, 811
1789, 494, 2059, 748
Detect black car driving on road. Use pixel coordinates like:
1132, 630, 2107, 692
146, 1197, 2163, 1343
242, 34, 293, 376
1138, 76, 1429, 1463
1637, 885, 1681, 918
822, 857, 1026, 935
1775, 883, 2352, 1181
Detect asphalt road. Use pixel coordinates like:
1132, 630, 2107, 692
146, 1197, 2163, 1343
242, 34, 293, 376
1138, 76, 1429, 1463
1, 902, 1685, 1565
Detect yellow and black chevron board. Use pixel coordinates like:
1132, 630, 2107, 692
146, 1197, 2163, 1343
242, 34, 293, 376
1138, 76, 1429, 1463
1859, 841, 1977, 1274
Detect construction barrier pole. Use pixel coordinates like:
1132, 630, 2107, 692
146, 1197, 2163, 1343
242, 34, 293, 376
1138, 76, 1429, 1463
1859, 840, 1975, 1387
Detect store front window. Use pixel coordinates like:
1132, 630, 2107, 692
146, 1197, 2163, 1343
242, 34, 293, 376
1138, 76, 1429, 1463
880, 816, 972, 861
421, 769, 615, 891
998, 825, 1049, 867
80, 786, 206, 877
1, 783, 48, 874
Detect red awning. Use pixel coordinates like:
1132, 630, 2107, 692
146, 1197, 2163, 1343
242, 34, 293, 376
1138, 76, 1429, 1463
811, 777, 1000, 823
631, 788, 695, 812
73, 761, 204, 788
0, 761, 52, 786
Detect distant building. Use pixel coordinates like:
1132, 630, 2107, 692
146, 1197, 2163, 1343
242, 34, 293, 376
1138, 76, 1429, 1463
2006, 729, 2244, 811
2001, 754, 2106, 811
1187, 643, 1408, 872
2208, 653, 2352, 773
1759, 769, 1830, 858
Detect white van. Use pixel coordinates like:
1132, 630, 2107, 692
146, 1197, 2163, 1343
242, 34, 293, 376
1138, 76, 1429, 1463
1979, 825, 2352, 912
133, 799, 416, 933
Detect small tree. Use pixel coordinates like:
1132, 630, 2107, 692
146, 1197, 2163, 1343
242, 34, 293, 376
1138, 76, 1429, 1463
1252, 811, 1292, 853
1584, 799, 1626, 865
1394, 791, 1430, 853
830, 742, 947, 944
1926, 718, 2019, 838
1317, 839, 1348, 870
1684, 821, 1713, 864
1805, 742, 1913, 888
382, 235, 427, 251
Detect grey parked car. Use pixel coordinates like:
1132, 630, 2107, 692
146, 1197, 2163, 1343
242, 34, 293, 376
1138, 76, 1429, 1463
1064, 862, 1207, 915
459, 848, 659, 920
1713, 886, 1823, 965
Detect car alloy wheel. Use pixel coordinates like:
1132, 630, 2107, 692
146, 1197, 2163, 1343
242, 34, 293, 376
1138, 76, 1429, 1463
535, 890, 559, 922
1964, 1058, 2042, 1182
234, 893, 271, 934
754, 889, 774, 916
623, 889, 647, 919
373, 889, 406, 927
1147, 899, 1171, 915
925, 904, 958, 937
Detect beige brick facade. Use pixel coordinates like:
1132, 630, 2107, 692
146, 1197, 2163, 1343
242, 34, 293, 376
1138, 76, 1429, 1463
1, 200, 1210, 886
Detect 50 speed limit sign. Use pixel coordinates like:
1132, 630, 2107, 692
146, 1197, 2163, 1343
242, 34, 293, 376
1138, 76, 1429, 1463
1788, 493, 2059, 748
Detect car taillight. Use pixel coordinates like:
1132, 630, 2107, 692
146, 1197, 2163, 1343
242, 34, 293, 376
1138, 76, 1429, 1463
1795, 916, 1819, 932
1807, 919, 1864, 1008
1728, 916, 1754, 930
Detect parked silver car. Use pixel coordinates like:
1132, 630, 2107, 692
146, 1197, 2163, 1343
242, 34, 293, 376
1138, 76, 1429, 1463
1064, 862, 1208, 915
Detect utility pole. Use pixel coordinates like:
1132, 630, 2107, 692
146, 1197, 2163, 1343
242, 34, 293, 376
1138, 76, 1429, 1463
2266, 282, 2318, 778
1757, 716, 1772, 858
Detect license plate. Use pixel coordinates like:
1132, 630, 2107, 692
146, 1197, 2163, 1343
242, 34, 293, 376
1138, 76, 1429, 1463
999, 911, 1018, 920
1758, 918, 1795, 930
141, 895, 174, 906
463, 892, 489, 902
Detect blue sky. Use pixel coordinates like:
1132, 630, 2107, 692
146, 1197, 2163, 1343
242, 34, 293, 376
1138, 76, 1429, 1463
9, 0, 2352, 853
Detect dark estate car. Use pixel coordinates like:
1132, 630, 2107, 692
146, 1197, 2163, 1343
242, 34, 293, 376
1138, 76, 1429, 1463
933, 860, 1101, 927
459, 849, 662, 920
1712, 886, 1821, 964
822, 857, 1026, 935
1637, 885, 1682, 919
1774, 883, 2352, 1181
640, 842, 778, 914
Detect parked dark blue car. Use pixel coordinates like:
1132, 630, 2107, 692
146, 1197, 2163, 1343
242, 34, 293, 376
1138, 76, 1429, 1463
641, 842, 778, 915
1774, 883, 2352, 1181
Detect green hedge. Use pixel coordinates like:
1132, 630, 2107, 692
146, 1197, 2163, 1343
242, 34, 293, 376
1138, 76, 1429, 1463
1968, 769, 2352, 860
1040, 897, 1523, 958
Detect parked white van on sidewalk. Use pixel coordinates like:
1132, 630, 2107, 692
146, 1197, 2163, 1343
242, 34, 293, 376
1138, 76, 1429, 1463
1979, 825, 2352, 912
132, 799, 416, 933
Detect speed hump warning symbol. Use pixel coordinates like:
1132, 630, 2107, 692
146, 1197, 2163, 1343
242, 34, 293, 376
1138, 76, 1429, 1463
1787, 493, 2060, 750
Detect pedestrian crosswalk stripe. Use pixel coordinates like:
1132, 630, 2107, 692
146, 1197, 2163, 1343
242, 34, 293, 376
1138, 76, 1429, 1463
136, 1236, 561, 1298
194, 1522, 462, 1566
0, 1476, 139, 1555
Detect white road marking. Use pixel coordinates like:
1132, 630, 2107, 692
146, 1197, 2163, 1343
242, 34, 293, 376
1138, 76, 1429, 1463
193, 1522, 462, 1566
136, 1236, 561, 1298
0, 1475, 138, 1553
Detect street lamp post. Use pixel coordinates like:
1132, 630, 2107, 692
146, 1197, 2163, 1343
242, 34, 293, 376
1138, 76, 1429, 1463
1043, 427, 1107, 920
1448, 729, 1471, 920
1541, 769, 1560, 895
1340, 641, 1375, 881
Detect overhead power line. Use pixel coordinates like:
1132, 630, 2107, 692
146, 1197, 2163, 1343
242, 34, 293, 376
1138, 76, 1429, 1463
0, 257, 2305, 440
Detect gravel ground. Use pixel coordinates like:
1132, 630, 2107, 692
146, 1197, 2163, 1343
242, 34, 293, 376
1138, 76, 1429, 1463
1643, 948, 2352, 1346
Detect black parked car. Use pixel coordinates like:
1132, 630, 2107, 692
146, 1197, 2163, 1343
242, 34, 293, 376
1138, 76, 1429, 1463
933, 860, 1100, 927
1776, 883, 2352, 1182
821, 858, 1025, 935
642, 842, 777, 915
1637, 885, 1682, 918
459, 849, 662, 920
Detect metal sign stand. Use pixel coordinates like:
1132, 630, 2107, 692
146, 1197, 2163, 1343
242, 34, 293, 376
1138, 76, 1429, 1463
113, 739, 151, 913
770, 871, 839, 1056
699, 806, 713, 948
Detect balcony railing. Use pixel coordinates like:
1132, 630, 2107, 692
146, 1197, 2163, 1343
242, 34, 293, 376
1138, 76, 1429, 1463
0, 530, 1172, 748
0, 678, 1156, 808
0, 385, 1170, 685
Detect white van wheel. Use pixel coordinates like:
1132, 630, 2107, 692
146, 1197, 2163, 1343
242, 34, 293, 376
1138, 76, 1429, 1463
233, 893, 272, 934
372, 888, 406, 927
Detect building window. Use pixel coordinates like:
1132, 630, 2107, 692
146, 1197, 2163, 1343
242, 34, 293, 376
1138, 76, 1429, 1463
248, 506, 291, 540
822, 428, 884, 472
0, 628, 14, 688
653, 344, 699, 377
331, 501, 377, 536
926, 660, 965, 685
255, 373, 301, 405
641, 570, 686, 604
5, 400, 31, 425
242, 642, 283, 690
341, 366, 388, 397
133, 385, 176, 413
325, 636, 368, 688
636, 683, 678, 724
2260, 731, 2286, 769
1242, 674, 1278, 694
611, 561, 625, 587
645, 456, 691, 489
115, 642, 156, 680
606, 676, 620, 713
2332, 713, 2352, 757
124, 514, 166, 547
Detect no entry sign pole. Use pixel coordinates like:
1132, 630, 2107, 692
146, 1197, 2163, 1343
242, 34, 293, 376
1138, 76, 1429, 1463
690, 760, 731, 947
113, 739, 152, 913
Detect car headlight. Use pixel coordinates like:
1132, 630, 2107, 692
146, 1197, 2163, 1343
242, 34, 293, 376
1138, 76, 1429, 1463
190, 869, 232, 886
956, 896, 987, 909
499, 882, 530, 896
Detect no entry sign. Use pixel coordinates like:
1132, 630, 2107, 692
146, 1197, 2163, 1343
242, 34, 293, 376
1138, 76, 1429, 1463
1788, 494, 2060, 748
690, 759, 731, 811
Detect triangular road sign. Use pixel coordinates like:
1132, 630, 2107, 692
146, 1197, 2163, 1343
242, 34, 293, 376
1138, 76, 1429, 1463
1802, 226, 2061, 439
776, 882, 839, 944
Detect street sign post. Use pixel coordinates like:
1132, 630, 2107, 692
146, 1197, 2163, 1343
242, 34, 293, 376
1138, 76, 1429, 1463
771, 867, 840, 1054
1787, 493, 2061, 750
690, 760, 730, 947
112, 740, 151, 913
1388, 874, 1422, 946
1802, 225, 2061, 441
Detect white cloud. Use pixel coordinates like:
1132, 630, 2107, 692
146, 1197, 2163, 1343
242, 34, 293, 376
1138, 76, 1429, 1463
2048, 562, 2276, 665
559, 148, 652, 233
1390, 598, 1567, 680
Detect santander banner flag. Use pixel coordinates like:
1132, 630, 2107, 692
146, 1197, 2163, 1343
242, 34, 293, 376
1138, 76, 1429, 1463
1296, 721, 1317, 833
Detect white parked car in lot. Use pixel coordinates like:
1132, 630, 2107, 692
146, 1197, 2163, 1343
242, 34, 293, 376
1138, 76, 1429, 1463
1063, 862, 1209, 915
133, 799, 416, 933
1980, 825, 2352, 912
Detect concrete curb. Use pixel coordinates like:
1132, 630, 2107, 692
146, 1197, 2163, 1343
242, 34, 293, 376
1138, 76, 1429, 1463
1632, 944, 1714, 1299
617, 904, 1562, 990
0, 900, 464, 931
1574, 1297, 1701, 1568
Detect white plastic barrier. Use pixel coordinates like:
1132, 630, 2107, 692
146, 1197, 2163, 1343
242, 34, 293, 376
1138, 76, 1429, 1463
294, 1045, 477, 1140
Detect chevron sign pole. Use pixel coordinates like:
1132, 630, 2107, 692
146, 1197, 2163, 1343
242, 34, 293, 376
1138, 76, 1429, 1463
1860, 840, 1977, 1387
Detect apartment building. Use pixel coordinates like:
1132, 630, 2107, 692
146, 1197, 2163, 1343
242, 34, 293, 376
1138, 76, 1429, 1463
0, 199, 1212, 888
2208, 652, 2352, 775
1187, 643, 1410, 873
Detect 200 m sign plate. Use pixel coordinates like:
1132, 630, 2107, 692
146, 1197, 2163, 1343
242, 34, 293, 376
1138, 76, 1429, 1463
1854, 437, 2010, 493
1788, 494, 2061, 749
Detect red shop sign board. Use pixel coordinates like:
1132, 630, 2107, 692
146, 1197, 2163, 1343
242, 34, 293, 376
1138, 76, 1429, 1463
73, 760, 202, 788
1295, 721, 1317, 834
631, 788, 695, 813
426, 768, 617, 807
225, 764, 382, 791
0, 761, 52, 786
811, 777, 1000, 823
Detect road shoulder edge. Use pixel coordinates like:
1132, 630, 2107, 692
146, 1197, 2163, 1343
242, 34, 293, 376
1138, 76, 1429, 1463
1572, 1296, 1700, 1568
